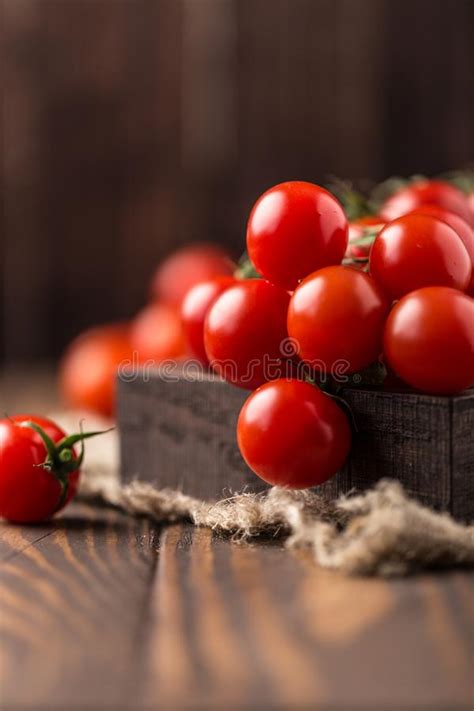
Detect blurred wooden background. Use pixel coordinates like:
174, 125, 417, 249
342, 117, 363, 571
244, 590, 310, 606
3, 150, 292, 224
1, 0, 473, 363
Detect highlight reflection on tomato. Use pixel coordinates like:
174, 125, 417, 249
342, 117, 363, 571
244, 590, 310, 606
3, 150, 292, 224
288, 266, 389, 375
383, 287, 474, 395
204, 279, 291, 389
406, 206, 474, 296
246, 181, 348, 290
369, 214, 471, 300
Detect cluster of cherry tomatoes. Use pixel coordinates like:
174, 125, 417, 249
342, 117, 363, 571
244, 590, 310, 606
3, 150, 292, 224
2, 174, 473, 524
58, 173, 474, 492
59, 243, 236, 416
185, 176, 474, 489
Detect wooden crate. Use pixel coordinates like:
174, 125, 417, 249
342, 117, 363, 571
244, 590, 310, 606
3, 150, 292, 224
117, 370, 474, 521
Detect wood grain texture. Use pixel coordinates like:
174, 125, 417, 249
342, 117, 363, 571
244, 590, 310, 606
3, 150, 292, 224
0, 504, 158, 709
1, 513, 473, 709
118, 372, 474, 519
118, 371, 260, 496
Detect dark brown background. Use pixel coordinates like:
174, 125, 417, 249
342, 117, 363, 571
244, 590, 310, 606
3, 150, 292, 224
1, 0, 473, 364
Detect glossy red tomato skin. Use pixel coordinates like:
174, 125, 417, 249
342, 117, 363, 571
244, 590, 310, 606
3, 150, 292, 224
204, 279, 291, 389
60, 323, 131, 418
181, 276, 236, 365
406, 206, 473, 259
287, 266, 390, 375
407, 206, 474, 296
237, 379, 351, 488
384, 287, 474, 395
130, 303, 187, 363
380, 180, 472, 226
150, 243, 235, 307
0, 415, 79, 523
369, 215, 471, 300
246, 181, 348, 290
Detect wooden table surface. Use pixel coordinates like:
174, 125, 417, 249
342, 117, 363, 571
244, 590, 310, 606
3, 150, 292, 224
1, 369, 473, 710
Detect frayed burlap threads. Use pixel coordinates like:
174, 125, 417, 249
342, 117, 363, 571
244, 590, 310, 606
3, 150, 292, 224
78, 465, 474, 577
53, 411, 474, 577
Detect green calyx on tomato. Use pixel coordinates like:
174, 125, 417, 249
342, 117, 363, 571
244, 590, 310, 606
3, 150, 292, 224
343, 224, 385, 268
234, 251, 262, 280
325, 177, 373, 221
18, 420, 112, 511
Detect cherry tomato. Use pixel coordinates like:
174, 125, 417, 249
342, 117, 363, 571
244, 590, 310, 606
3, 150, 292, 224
346, 216, 385, 260
150, 243, 235, 307
181, 276, 236, 365
406, 205, 473, 258
383, 287, 474, 395
380, 179, 472, 226
204, 279, 291, 389
369, 214, 471, 300
130, 303, 187, 363
0, 415, 80, 522
287, 266, 389, 375
60, 323, 131, 417
237, 379, 351, 488
407, 205, 474, 296
246, 181, 348, 290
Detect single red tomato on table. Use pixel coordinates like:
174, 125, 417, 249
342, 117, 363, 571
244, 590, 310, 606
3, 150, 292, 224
150, 243, 235, 307
237, 379, 351, 489
0, 415, 90, 522
383, 287, 474, 395
204, 279, 291, 389
287, 266, 389, 375
380, 179, 472, 226
369, 214, 471, 300
130, 303, 187, 363
181, 276, 236, 364
246, 181, 348, 290
60, 323, 131, 418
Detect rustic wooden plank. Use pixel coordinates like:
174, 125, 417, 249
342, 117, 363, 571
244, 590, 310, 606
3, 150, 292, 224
0, 503, 158, 709
0, 526, 54, 563
118, 372, 261, 496
139, 524, 473, 709
344, 388, 452, 509
451, 394, 474, 521
1, 513, 472, 708
118, 372, 474, 519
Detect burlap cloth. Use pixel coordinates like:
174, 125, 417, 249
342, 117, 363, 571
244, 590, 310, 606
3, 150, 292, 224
56, 413, 474, 577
